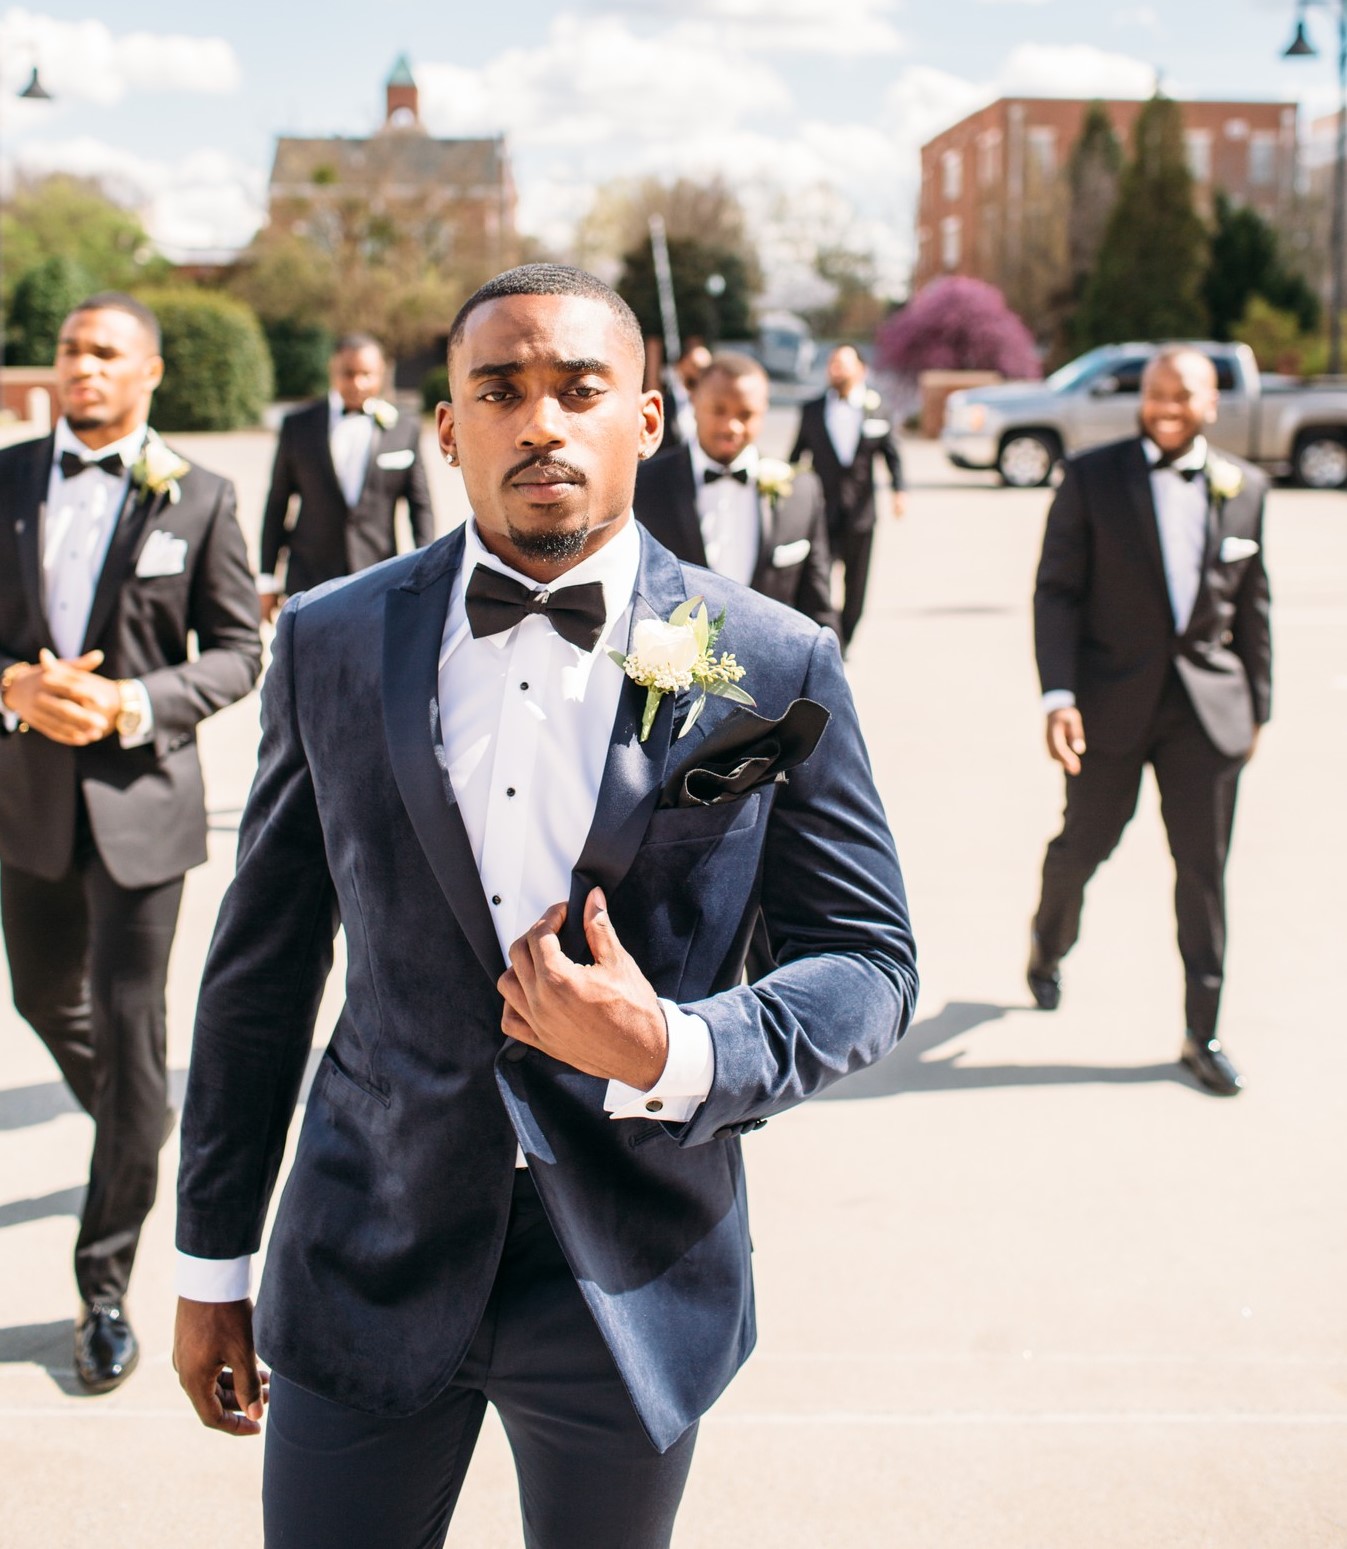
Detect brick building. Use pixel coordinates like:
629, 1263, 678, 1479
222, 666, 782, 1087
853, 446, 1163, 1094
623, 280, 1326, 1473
914, 97, 1298, 323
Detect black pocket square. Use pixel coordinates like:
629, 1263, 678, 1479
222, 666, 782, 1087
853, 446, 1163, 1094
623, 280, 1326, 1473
659, 698, 830, 809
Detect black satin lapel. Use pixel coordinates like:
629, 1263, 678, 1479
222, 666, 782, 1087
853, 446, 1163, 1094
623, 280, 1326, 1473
81, 484, 159, 653
562, 536, 686, 961
13, 441, 51, 645
382, 568, 506, 985
314, 407, 351, 510
674, 450, 708, 568
1122, 441, 1172, 619
355, 422, 382, 508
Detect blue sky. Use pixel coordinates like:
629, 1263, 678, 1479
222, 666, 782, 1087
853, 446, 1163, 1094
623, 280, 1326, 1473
0, 1, 1335, 299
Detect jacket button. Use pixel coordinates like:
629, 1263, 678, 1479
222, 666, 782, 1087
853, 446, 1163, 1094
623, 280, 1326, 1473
504, 1043, 528, 1063
644, 1099, 664, 1114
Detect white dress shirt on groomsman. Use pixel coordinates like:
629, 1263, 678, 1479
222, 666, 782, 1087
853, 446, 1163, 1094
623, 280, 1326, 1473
0, 292, 261, 1392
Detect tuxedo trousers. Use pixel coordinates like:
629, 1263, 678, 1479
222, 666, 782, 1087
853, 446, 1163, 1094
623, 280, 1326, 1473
1033, 672, 1244, 1038
1, 805, 182, 1304
829, 518, 874, 651
262, 1169, 698, 1549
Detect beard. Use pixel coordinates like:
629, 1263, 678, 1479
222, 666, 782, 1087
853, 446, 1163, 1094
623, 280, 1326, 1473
65, 414, 106, 432
506, 521, 591, 564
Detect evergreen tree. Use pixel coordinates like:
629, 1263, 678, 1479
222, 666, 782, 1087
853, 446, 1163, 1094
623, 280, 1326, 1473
616, 238, 755, 345
1062, 103, 1123, 352
1076, 95, 1209, 346
1204, 191, 1321, 339
6, 255, 96, 365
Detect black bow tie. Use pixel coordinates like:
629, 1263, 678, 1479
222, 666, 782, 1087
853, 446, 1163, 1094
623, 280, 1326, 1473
703, 466, 749, 485
464, 566, 607, 653
1153, 453, 1203, 482
59, 449, 125, 479
341, 404, 367, 416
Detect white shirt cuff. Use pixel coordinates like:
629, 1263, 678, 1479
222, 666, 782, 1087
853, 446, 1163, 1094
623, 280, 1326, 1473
1042, 690, 1077, 714
117, 679, 155, 749
603, 1000, 714, 1121
176, 1251, 252, 1301
2, 711, 16, 733
256, 573, 284, 595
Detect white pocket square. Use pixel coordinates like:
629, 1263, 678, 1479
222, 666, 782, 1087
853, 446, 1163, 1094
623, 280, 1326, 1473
771, 538, 812, 568
135, 530, 188, 578
1219, 536, 1260, 563
862, 417, 891, 438
376, 449, 416, 471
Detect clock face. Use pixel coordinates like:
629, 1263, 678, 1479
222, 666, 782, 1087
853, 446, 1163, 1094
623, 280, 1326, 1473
389, 107, 415, 128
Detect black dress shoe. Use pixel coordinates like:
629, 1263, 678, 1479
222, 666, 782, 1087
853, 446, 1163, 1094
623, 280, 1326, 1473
75, 1303, 140, 1393
1027, 967, 1061, 1011
1180, 1033, 1244, 1097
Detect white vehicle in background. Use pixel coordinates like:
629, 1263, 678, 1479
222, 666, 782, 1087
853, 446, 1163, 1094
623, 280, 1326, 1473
942, 342, 1347, 489
757, 312, 816, 381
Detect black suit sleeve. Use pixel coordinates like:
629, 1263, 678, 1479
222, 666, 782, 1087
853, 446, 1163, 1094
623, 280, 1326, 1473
140, 478, 262, 753
1033, 461, 1091, 698
876, 423, 903, 490
796, 485, 840, 635
788, 412, 809, 466
404, 437, 436, 549
259, 418, 299, 579
1232, 487, 1273, 727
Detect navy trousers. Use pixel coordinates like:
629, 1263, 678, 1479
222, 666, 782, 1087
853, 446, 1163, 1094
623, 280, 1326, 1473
262, 1170, 699, 1549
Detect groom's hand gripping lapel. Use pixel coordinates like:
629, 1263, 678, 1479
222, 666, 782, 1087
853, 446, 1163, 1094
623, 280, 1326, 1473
498, 886, 668, 1091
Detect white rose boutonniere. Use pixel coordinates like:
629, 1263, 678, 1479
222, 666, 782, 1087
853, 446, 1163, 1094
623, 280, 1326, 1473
1206, 456, 1244, 503
756, 458, 795, 500
863, 388, 882, 413
365, 397, 399, 430
610, 595, 754, 742
131, 430, 190, 505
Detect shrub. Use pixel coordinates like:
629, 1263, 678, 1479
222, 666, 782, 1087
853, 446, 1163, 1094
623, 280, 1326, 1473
876, 277, 1040, 380
6, 255, 95, 365
422, 363, 450, 413
136, 288, 274, 431
266, 319, 332, 400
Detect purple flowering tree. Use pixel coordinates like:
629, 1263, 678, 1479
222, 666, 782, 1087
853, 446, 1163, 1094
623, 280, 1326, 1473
876, 277, 1042, 380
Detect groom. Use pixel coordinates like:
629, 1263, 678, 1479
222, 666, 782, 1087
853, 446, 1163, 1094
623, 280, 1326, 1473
174, 265, 916, 1548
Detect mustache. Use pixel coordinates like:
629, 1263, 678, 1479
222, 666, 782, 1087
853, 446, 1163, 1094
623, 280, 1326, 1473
503, 455, 587, 487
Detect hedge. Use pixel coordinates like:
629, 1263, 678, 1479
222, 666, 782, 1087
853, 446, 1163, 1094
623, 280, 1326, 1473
137, 288, 273, 431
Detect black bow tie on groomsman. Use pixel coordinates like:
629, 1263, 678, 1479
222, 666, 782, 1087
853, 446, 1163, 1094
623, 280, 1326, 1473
59, 449, 125, 479
703, 466, 749, 485
1153, 452, 1203, 483
464, 566, 607, 653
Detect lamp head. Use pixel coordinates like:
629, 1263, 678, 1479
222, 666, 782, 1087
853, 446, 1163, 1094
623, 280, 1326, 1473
17, 66, 52, 100
1284, 18, 1318, 58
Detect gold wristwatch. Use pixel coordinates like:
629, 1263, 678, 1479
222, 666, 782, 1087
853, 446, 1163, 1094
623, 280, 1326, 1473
1, 661, 31, 733
115, 680, 144, 741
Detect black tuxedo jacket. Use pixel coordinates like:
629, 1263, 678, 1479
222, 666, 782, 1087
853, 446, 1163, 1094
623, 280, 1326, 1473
259, 400, 434, 593
789, 393, 903, 535
633, 445, 839, 634
0, 433, 262, 888
1035, 437, 1272, 759
178, 526, 915, 1450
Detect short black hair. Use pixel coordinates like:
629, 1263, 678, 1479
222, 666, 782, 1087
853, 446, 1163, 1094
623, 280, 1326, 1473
68, 292, 161, 352
332, 332, 384, 358
699, 350, 768, 388
446, 264, 645, 380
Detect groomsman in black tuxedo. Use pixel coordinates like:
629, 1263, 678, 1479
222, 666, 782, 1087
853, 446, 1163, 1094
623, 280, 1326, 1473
654, 337, 712, 454
1029, 347, 1272, 1096
789, 344, 904, 652
635, 352, 838, 633
257, 333, 434, 619
0, 293, 261, 1389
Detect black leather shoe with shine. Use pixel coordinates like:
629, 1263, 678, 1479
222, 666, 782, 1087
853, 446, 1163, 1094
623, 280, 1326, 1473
1180, 1032, 1244, 1097
75, 1303, 140, 1393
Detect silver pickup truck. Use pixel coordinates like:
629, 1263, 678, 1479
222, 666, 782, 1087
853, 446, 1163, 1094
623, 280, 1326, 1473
942, 341, 1347, 488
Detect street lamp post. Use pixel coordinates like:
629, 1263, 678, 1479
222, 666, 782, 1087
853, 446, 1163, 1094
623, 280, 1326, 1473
1285, 0, 1347, 375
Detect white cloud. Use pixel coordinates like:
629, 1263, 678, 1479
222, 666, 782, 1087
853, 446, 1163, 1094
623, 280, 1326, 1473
998, 42, 1157, 98
667, 0, 905, 55
0, 7, 240, 105
1112, 5, 1162, 29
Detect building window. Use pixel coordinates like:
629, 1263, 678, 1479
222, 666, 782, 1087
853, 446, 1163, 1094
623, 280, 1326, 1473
1027, 126, 1057, 181
942, 149, 963, 202
977, 130, 1002, 188
1186, 130, 1213, 184
941, 216, 962, 270
1250, 131, 1277, 187
1224, 118, 1250, 141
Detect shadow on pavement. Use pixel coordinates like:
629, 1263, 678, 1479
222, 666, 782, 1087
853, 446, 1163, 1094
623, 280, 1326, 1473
0, 1079, 82, 1131
0, 1185, 84, 1230
0, 1317, 84, 1394
821, 999, 1187, 1101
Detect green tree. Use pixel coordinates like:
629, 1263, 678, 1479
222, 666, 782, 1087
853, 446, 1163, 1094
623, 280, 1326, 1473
1061, 103, 1123, 355
1204, 192, 1321, 340
138, 289, 273, 431
0, 175, 168, 307
616, 238, 755, 344
1076, 95, 1209, 347
805, 246, 890, 341
6, 255, 96, 365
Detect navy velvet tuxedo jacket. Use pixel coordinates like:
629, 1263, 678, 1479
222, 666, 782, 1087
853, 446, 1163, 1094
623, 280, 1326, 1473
178, 524, 916, 1451
1035, 438, 1272, 759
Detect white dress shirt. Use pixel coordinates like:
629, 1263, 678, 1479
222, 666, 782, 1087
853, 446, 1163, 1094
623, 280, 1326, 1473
176, 515, 716, 1303
1, 420, 153, 744
1042, 436, 1211, 714
327, 390, 375, 509
823, 386, 866, 468
689, 441, 760, 587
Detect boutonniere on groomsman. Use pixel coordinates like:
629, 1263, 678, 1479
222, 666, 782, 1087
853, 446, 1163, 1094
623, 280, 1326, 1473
789, 344, 905, 655
256, 332, 436, 621
0, 291, 261, 1392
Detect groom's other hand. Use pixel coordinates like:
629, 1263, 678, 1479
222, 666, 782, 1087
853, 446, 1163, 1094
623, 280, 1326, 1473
1046, 707, 1087, 776
175, 1298, 269, 1436
499, 887, 668, 1090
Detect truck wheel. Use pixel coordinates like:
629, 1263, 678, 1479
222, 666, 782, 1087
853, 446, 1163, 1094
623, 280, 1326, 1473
997, 432, 1060, 488
1293, 431, 1347, 490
